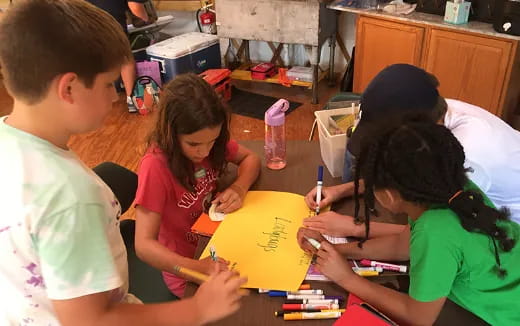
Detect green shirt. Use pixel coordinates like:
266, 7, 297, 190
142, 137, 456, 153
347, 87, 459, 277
409, 182, 520, 325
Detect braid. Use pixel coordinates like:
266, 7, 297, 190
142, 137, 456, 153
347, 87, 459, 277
353, 152, 363, 225
353, 140, 380, 248
356, 118, 516, 278
449, 191, 515, 278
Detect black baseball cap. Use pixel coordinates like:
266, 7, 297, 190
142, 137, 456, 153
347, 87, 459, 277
347, 64, 440, 156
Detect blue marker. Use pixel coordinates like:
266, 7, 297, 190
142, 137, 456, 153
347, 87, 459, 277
209, 245, 217, 261
268, 290, 324, 297
315, 166, 324, 214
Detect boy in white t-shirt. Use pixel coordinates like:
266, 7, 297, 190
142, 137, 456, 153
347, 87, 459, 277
0, 1, 246, 325
302, 64, 520, 240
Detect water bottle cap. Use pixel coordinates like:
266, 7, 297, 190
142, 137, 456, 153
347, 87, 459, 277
265, 99, 289, 126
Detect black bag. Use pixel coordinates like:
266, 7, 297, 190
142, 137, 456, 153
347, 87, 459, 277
493, 0, 520, 35
340, 46, 356, 93
408, 0, 496, 23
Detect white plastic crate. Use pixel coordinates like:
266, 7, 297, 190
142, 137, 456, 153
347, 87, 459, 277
314, 106, 359, 178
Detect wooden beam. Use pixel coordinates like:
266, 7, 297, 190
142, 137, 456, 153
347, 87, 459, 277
236, 41, 247, 62
336, 33, 351, 62
153, 1, 202, 11
268, 42, 285, 67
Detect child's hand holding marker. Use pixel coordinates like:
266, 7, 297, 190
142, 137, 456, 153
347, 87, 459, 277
193, 264, 249, 325
296, 227, 326, 254
315, 241, 356, 286
304, 185, 344, 212
212, 184, 245, 214
192, 246, 229, 277
197, 256, 229, 276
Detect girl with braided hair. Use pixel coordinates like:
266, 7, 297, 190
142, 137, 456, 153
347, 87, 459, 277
297, 119, 520, 325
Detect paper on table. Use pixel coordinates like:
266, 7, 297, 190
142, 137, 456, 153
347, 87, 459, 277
200, 191, 313, 291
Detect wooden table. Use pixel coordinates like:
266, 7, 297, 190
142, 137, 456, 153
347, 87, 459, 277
185, 140, 488, 326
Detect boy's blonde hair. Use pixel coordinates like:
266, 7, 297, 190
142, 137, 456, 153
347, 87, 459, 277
0, 0, 132, 104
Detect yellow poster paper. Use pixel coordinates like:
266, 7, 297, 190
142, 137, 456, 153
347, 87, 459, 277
200, 191, 313, 291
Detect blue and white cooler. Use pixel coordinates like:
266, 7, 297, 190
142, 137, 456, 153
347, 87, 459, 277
146, 32, 221, 83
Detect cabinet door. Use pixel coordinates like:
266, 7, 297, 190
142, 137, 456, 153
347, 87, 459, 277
354, 16, 425, 93
424, 29, 512, 115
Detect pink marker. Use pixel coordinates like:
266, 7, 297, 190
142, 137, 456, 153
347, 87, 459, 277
360, 259, 407, 273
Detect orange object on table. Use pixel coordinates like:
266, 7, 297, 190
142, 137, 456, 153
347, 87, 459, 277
278, 68, 292, 87
191, 213, 221, 237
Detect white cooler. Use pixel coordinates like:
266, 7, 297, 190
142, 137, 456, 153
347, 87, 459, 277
146, 32, 221, 83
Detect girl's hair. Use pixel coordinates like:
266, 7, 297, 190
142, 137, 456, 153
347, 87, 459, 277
147, 73, 230, 192
353, 116, 515, 278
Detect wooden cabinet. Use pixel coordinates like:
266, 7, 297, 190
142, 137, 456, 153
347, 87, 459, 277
353, 15, 520, 120
354, 17, 425, 93
424, 29, 513, 116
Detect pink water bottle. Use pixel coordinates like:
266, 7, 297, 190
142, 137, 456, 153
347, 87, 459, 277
265, 99, 289, 170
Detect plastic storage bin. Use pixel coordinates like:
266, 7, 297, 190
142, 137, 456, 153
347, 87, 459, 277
146, 32, 221, 83
287, 66, 313, 82
314, 106, 359, 178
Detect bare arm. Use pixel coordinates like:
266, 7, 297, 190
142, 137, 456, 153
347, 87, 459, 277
53, 268, 248, 326
356, 221, 407, 238
336, 180, 364, 199
213, 144, 261, 213
317, 241, 445, 326
303, 211, 407, 238
228, 144, 261, 197
135, 206, 227, 283
336, 226, 411, 261
305, 180, 365, 212
339, 276, 445, 325
128, 2, 149, 22
53, 292, 203, 326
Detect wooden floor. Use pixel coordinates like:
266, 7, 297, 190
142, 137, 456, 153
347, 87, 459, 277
0, 79, 340, 218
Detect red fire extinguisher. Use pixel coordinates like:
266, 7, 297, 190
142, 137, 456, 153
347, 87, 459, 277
197, 2, 216, 34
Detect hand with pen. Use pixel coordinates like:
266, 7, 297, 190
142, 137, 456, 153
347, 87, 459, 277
304, 182, 363, 237
304, 184, 345, 212
296, 227, 326, 254
193, 264, 249, 325
196, 256, 229, 276
315, 241, 356, 286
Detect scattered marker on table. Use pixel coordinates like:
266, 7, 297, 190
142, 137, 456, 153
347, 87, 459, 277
258, 284, 312, 293
352, 266, 383, 273
268, 290, 323, 297
298, 284, 311, 290
286, 294, 343, 300
283, 311, 343, 321
282, 303, 340, 311
275, 309, 345, 317
354, 270, 380, 277
285, 299, 339, 305
360, 259, 408, 273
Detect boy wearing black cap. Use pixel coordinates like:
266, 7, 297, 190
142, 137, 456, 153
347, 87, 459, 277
303, 64, 520, 238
